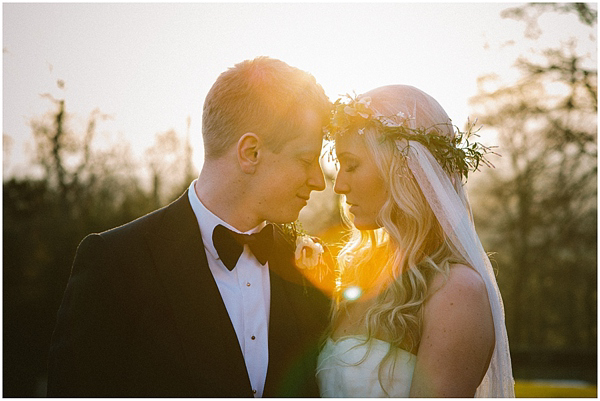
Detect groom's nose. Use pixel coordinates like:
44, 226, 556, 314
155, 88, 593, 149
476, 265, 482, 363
307, 163, 326, 192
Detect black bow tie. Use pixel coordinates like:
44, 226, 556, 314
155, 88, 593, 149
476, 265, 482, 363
212, 224, 274, 271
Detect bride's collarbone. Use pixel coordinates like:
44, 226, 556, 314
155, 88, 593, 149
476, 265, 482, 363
332, 301, 367, 339
332, 301, 393, 343
332, 298, 418, 353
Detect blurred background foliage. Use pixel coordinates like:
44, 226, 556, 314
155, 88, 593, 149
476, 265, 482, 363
3, 3, 596, 397
468, 2, 597, 388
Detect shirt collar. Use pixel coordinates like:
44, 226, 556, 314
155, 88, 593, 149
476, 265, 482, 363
187, 180, 266, 262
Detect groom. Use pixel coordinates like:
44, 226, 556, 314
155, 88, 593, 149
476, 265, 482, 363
47, 57, 332, 397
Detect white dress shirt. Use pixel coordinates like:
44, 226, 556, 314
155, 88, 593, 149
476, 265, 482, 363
187, 180, 270, 397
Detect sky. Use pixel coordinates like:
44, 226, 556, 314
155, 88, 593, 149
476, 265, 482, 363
3, 2, 596, 178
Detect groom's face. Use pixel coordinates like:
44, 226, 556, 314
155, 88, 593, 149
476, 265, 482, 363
253, 109, 326, 224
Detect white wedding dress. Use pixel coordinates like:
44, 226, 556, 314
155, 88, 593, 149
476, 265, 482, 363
316, 336, 416, 397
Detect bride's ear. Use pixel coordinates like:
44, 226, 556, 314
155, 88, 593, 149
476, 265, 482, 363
237, 132, 261, 174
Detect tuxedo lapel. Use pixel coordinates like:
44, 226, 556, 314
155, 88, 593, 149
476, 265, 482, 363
263, 228, 319, 397
144, 194, 253, 397
264, 270, 302, 396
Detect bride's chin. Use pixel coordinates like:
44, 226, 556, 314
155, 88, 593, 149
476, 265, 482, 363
353, 218, 381, 231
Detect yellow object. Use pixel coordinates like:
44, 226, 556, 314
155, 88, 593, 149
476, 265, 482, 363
515, 380, 597, 398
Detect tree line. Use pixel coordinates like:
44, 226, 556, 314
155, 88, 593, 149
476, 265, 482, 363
469, 2, 597, 383
4, 92, 197, 396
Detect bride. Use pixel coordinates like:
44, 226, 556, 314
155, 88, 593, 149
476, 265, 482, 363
316, 85, 515, 397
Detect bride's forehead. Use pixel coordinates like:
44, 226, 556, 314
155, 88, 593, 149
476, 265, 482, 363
335, 133, 366, 152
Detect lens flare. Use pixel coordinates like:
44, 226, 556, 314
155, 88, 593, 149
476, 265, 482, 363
343, 285, 363, 301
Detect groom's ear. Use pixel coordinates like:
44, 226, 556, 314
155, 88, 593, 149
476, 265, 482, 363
237, 132, 261, 174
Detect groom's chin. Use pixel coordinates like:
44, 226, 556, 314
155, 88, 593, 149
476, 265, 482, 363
267, 209, 303, 225
269, 215, 300, 226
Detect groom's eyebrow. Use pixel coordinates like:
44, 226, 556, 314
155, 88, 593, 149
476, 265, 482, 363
298, 145, 323, 155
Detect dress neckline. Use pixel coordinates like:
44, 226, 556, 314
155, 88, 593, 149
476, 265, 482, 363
326, 335, 417, 357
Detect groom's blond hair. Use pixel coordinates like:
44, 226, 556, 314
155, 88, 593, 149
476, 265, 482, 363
202, 56, 331, 160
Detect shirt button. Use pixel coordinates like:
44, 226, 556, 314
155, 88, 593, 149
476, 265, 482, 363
253, 389, 257, 394
246, 282, 251, 287
251, 335, 256, 340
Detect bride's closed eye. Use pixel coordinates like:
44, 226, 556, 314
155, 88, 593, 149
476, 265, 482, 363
338, 155, 359, 173
344, 163, 358, 173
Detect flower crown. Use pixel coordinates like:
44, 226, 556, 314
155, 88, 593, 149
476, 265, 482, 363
325, 94, 497, 181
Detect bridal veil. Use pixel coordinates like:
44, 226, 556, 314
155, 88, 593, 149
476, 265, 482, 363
366, 85, 515, 397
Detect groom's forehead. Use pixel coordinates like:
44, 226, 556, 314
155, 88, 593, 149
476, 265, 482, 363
287, 136, 325, 156
279, 119, 325, 148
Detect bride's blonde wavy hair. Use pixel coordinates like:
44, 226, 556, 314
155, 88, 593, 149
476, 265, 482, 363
330, 85, 469, 392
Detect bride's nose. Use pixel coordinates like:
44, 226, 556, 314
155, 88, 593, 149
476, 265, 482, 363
333, 174, 349, 195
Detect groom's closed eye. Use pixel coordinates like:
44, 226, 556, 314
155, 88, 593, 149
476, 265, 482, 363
301, 157, 315, 166
298, 153, 318, 166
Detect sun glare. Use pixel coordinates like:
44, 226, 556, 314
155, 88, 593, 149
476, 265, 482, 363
343, 286, 363, 301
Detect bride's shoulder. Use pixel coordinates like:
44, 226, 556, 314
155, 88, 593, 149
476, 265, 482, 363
427, 263, 489, 308
431, 263, 485, 290
415, 271, 494, 397
421, 263, 494, 356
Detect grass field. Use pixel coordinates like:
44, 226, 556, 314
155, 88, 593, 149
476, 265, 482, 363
515, 380, 597, 398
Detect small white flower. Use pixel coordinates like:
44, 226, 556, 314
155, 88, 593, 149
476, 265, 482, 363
356, 98, 372, 118
357, 96, 372, 107
294, 236, 324, 270
406, 114, 417, 129
344, 105, 357, 116
376, 111, 408, 128
380, 116, 402, 127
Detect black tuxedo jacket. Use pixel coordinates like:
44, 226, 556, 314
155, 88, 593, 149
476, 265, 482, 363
47, 192, 329, 397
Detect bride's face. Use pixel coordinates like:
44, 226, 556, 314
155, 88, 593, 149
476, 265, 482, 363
334, 133, 388, 230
